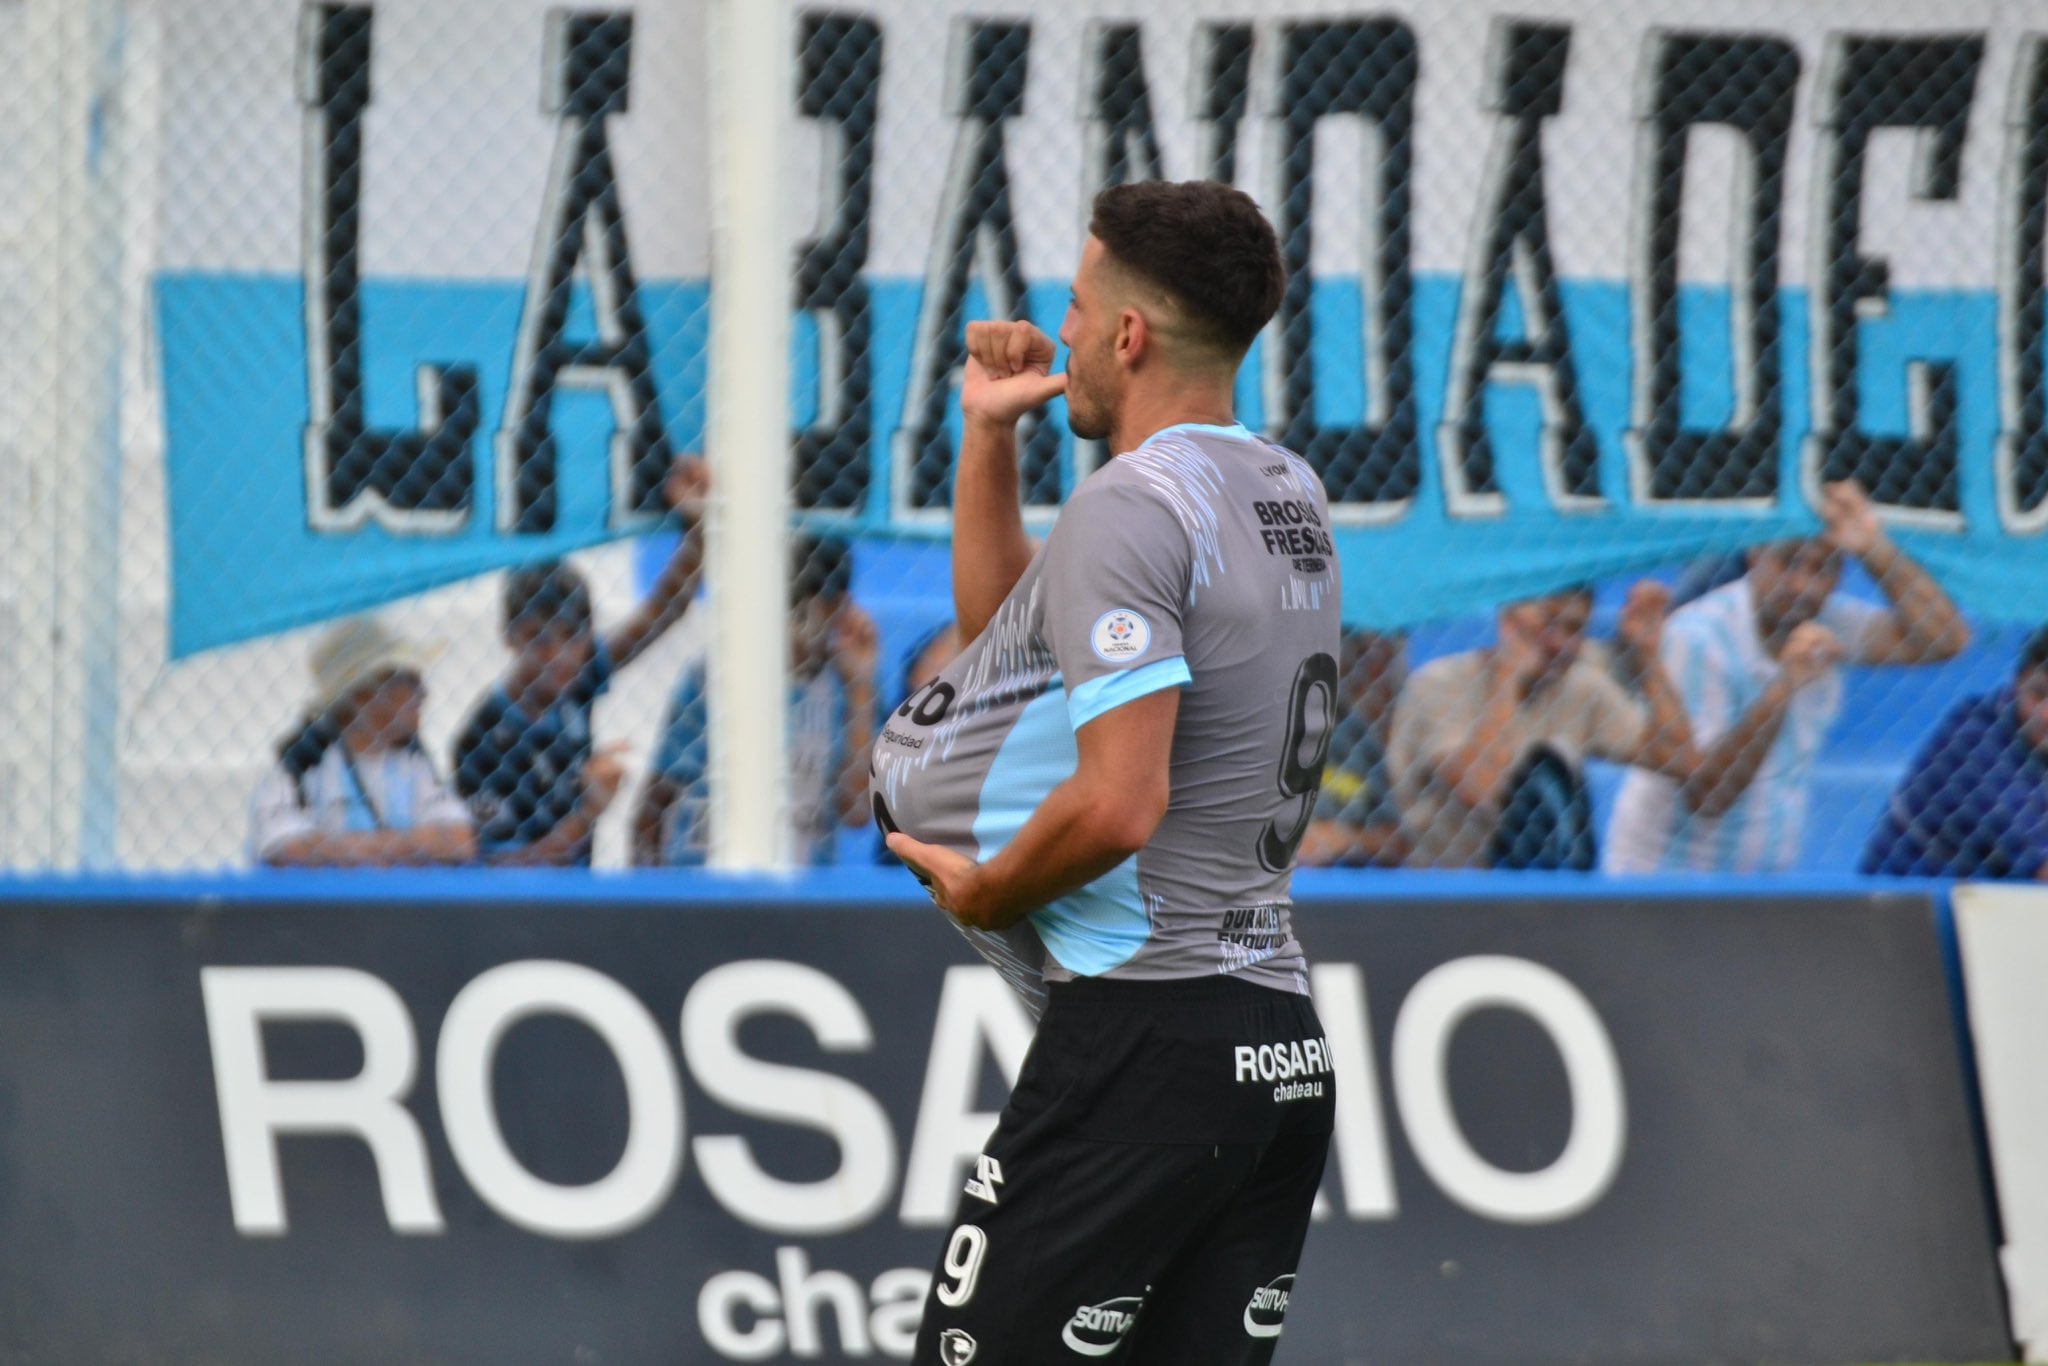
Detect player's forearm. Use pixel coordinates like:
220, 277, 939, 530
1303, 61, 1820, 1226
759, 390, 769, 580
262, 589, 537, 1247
1862, 538, 1970, 661
1681, 678, 1792, 817
952, 416, 1035, 641
953, 776, 1162, 931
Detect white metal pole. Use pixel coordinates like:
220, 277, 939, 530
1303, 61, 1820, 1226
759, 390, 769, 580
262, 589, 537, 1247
10, 0, 118, 870
705, 0, 793, 871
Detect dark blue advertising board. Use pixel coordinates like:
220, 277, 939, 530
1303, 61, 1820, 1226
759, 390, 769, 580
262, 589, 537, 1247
0, 889, 2011, 1363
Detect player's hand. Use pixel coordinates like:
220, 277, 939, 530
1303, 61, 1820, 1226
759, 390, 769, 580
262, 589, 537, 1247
885, 832, 987, 926
1615, 581, 1671, 659
961, 321, 1067, 428
1493, 607, 1545, 686
831, 603, 880, 688
1778, 622, 1845, 690
1820, 479, 1885, 560
583, 742, 631, 813
664, 454, 711, 524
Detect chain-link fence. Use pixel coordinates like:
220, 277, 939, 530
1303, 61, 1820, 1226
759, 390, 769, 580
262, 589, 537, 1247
6, 0, 2048, 878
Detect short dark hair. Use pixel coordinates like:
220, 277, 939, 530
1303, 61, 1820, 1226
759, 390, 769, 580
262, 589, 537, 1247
2018, 625, 2048, 680
1088, 180, 1285, 355
504, 560, 592, 637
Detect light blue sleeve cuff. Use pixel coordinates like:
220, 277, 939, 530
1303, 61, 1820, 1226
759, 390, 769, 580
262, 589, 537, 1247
1067, 656, 1192, 731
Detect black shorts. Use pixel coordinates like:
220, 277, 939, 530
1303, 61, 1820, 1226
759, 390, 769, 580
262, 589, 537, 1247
912, 973, 1336, 1365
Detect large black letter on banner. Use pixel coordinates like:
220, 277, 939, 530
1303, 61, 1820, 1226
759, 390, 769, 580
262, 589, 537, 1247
1999, 37, 2048, 533
1083, 24, 1162, 191
1267, 22, 1419, 512
793, 14, 880, 511
894, 21, 1058, 514
496, 13, 669, 534
1806, 36, 1982, 521
1627, 34, 1798, 505
299, 3, 478, 533
1196, 25, 1254, 186
1439, 22, 1598, 516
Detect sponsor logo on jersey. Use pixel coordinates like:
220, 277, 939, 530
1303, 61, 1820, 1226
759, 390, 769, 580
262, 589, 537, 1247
1090, 609, 1150, 662
939, 1327, 980, 1364
963, 1153, 1005, 1205
1061, 1295, 1145, 1356
1243, 1274, 1295, 1338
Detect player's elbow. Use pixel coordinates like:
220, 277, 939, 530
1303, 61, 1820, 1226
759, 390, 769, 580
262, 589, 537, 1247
1088, 783, 1167, 859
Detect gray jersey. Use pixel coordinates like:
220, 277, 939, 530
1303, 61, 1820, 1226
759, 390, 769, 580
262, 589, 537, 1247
872, 422, 1341, 1010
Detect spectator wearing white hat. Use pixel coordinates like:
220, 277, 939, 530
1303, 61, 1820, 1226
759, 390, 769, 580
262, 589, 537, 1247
248, 616, 476, 867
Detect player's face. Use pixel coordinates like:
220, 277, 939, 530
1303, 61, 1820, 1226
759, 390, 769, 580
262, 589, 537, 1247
2017, 667, 2048, 754
1059, 238, 1118, 441
1748, 540, 1842, 636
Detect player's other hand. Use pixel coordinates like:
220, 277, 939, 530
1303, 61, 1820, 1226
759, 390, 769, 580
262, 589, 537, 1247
886, 832, 987, 927
962, 321, 1067, 429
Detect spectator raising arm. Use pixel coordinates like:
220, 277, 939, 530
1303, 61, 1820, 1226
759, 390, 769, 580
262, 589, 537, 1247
607, 455, 709, 670
1819, 481, 1971, 665
1611, 581, 1695, 779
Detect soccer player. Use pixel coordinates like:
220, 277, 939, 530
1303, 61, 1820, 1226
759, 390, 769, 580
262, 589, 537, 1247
877, 181, 1338, 1365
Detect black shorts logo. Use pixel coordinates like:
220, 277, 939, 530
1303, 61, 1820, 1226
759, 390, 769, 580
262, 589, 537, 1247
1243, 1274, 1294, 1339
938, 1327, 979, 1364
1061, 1295, 1144, 1356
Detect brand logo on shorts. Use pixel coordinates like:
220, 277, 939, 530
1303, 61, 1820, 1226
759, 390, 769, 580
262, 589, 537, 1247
938, 1327, 979, 1364
1243, 1274, 1294, 1339
1061, 1295, 1145, 1356
1090, 609, 1150, 662
963, 1153, 1005, 1205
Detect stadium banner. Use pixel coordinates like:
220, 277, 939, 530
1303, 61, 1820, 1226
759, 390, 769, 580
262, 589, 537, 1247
1955, 883, 2048, 1363
155, 0, 2048, 655
0, 890, 2008, 1364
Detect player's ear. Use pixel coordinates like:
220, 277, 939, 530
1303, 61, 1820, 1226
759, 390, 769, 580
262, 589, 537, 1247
1115, 306, 1147, 366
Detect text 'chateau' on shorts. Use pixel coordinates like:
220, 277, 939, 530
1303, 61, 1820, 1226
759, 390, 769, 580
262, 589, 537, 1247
913, 973, 1337, 1366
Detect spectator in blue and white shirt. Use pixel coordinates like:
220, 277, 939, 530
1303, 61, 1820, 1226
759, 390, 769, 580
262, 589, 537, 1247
1862, 627, 2048, 880
1605, 481, 1971, 874
250, 616, 474, 867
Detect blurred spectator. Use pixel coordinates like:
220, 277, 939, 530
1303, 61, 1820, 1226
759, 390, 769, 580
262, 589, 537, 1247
1861, 627, 2048, 879
249, 616, 474, 867
633, 535, 879, 867
1298, 629, 1410, 868
455, 458, 707, 866
1605, 481, 1971, 874
1391, 582, 1695, 869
